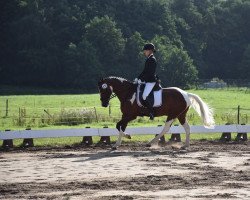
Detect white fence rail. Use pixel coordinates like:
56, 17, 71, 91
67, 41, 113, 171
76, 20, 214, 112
0, 125, 249, 140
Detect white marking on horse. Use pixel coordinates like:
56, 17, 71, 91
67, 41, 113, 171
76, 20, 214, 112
182, 121, 191, 147
102, 83, 108, 89
168, 87, 191, 107
108, 76, 127, 83
130, 93, 136, 104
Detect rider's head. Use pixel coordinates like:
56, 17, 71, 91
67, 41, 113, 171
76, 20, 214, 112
143, 43, 156, 57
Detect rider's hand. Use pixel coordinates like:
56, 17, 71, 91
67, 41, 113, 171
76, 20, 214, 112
133, 78, 138, 83
138, 79, 141, 84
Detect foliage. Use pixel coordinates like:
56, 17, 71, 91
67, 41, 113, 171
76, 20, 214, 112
164, 47, 198, 88
123, 32, 145, 79
85, 15, 126, 76
0, 0, 250, 91
239, 44, 250, 79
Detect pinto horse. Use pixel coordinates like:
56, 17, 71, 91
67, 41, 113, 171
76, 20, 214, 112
98, 76, 215, 149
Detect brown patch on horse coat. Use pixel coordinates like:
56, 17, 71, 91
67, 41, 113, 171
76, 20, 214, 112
154, 88, 188, 119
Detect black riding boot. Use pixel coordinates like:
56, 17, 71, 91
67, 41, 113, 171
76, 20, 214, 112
144, 99, 154, 120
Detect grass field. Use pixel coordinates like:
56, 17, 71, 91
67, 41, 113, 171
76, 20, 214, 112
0, 88, 250, 131
0, 88, 249, 147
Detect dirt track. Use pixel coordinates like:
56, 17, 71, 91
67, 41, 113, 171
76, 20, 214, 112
0, 140, 249, 200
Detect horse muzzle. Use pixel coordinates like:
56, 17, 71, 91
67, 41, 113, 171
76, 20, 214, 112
102, 102, 109, 107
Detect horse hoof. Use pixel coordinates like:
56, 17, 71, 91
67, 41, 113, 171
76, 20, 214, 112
124, 134, 131, 139
180, 146, 190, 151
125, 134, 131, 139
146, 143, 151, 147
112, 146, 117, 150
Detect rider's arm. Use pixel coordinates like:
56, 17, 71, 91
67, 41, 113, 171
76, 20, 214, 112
141, 57, 156, 81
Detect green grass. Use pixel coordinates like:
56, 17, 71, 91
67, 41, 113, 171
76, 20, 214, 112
0, 88, 249, 147
1, 88, 249, 131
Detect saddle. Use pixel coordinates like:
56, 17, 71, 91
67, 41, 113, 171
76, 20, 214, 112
136, 82, 162, 107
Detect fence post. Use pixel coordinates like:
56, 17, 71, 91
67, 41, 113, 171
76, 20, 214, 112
235, 123, 248, 142
94, 107, 98, 123
44, 109, 52, 118
82, 127, 93, 145
170, 125, 181, 142
237, 105, 240, 124
109, 105, 111, 117
98, 126, 111, 145
220, 123, 231, 141
2, 129, 13, 149
22, 128, 34, 147
5, 99, 8, 117
18, 107, 21, 126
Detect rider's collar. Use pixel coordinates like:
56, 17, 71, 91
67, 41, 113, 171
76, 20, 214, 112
148, 54, 153, 58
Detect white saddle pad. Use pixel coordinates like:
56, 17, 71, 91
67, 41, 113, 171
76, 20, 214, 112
136, 86, 162, 107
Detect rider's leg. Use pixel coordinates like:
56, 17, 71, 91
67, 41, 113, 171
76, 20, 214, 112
142, 82, 156, 100
144, 99, 155, 120
142, 82, 156, 120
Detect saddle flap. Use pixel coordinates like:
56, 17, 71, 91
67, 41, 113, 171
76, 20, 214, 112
137, 83, 162, 107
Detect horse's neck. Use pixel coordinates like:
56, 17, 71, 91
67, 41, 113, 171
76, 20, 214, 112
109, 79, 134, 100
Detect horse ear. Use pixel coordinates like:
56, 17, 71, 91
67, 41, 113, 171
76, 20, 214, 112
99, 77, 103, 81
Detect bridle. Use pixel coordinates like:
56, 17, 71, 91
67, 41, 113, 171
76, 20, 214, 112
109, 93, 117, 100
108, 84, 136, 102
101, 79, 136, 102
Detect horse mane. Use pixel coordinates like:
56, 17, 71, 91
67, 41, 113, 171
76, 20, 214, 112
104, 76, 133, 84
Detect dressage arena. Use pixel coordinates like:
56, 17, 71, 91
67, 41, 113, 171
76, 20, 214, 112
0, 140, 249, 200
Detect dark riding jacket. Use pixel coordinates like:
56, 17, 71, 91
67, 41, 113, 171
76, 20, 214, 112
138, 54, 157, 82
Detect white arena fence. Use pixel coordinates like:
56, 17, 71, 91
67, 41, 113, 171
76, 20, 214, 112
0, 124, 249, 148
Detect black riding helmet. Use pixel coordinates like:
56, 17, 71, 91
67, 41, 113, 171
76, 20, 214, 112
143, 43, 156, 52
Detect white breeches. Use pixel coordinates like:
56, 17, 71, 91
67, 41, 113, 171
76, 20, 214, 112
142, 82, 156, 100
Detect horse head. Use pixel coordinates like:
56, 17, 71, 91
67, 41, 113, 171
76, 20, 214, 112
98, 78, 113, 107
98, 76, 135, 107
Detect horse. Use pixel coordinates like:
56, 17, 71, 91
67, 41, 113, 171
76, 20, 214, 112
98, 76, 215, 150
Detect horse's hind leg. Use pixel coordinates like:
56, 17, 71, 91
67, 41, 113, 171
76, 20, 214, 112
178, 108, 190, 148
147, 117, 174, 147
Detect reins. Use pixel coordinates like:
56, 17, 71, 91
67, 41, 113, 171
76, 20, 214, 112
109, 93, 117, 100
109, 83, 136, 101
104, 77, 137, 102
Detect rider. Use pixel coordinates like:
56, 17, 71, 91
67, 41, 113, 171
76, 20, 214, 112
136, 43, 158, 120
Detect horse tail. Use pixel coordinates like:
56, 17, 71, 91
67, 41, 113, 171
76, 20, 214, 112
188, 93, 215, 128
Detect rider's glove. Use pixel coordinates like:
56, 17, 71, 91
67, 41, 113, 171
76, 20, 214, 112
138, 79, 142, 84
133, 78, 138, 83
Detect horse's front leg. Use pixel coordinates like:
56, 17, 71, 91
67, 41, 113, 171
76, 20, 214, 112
112, 119, 128, 150
112, 116, 134, 150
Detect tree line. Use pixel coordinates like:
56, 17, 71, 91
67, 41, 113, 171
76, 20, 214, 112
1, 0, 250, 92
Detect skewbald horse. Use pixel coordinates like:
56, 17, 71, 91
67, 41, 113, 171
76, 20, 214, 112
98, 76, 215, 149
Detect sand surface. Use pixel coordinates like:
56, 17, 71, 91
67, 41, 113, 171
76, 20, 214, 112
0, 141, 249, 199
